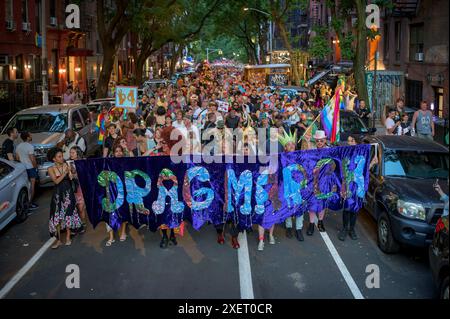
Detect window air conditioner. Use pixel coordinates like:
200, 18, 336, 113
415, 52, 424, 62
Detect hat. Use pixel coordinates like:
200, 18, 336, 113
216, 120, 225, 129
313, 130, 327, 140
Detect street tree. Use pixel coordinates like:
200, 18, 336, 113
96, 0, 143, 98
268, 0, 309, 85
130, 0, 220, 84
326, 0, 393, 107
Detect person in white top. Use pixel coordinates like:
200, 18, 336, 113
56, 129, 86, 160
172, 110, 186, 130
385, 108, 400, 135
178, 116, 201, 155
15, 132, 39, 209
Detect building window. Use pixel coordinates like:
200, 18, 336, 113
394, 21, 402, 62
433, 87, 444, 118
405, 79, 423, 109
51, 50, 59, 84
22, 0, 29, 23
0, 66, 10, 81
5, 0, 13, 20
35, 0, 41, 33
50, 0, 56, 18
409, 23, 424, 62
15, 55, 24, 79
383, 23, 389, 60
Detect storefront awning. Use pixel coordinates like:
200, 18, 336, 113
67, 47, 93, 57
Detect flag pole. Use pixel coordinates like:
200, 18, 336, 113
298, 112, 321, 142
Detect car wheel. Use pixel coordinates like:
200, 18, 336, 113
15, 189, 29, 223
440, 276, 449, 300
377, 211, 400, 254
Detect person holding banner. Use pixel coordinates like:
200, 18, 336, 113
103, 146, 128, 246
305, 130, 329, 236
338, 135, 378, 241
279, 128, 305, 244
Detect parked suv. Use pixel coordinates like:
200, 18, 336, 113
363, 135, 449, 253
0, 104, 99, 186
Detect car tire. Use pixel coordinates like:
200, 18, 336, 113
440, 276, 449, 300
377, 211, 400, 254
15, 189, 29, 223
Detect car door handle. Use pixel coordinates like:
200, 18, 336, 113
11, 182, 16, 187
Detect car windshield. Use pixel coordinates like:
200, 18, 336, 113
340, 114, 368, 133
5, 113, 67, 133
384, 150, 449, 179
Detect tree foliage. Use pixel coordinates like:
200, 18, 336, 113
309, 26, 332, 60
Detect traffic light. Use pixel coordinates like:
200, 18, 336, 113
308, 60, 313, 68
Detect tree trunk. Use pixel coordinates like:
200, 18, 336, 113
276, 19, 300, 85
97, 46, 115, 98
135, 57, 145, 85
354, 0, 369, 107
259, 23, 268, 63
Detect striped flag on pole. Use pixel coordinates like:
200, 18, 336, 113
320, 87, 345, 143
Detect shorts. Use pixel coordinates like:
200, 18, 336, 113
26, 168, 38, 179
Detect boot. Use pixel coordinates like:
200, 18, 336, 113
307, 223, 315, 236
169, 233, 178, 246
160, 237, 169, 249
231, 236, 240, 249
295, 229, 304, 241
338, 228, 348, 241
286, 227, 293, 239
317, 220, 326, 232
348, 228, 358, 240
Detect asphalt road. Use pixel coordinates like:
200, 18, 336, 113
0, 188, 437, 299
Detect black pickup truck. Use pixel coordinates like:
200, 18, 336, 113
363, 135, 449, 254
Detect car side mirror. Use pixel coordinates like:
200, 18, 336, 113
369, 127, 377, 134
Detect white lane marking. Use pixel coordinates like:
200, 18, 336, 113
0, 237, 56, 299
237, 231, 254, 299
319, 231, 365, 299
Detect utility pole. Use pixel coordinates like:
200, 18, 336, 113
41, 0, 49, 106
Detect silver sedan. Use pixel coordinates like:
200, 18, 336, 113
0, 159, 31, 231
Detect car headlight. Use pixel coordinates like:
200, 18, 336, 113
397, 200, 426, 220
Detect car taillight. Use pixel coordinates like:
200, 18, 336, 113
435, 217, 445, 233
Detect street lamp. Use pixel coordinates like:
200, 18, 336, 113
243, 7, 273, 63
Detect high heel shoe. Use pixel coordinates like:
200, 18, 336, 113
231, 236, 240, 249
217, 234, 225, 245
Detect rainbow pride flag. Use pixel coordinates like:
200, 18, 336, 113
320, 87, 345, 143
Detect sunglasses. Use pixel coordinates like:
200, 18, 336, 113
316, 139, 326, 143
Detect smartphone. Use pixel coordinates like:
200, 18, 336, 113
434, 179, 439, 188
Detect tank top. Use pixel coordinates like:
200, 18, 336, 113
416, 111, 432, 135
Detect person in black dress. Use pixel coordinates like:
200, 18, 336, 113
47, 148, 82, 249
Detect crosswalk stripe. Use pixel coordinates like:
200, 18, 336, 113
237, 231, 255, 299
